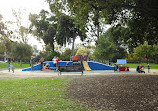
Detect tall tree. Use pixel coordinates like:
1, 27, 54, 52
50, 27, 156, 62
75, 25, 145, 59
0, 14, 13, 56
56, 15, 86, 55
93, 35, 117, 60
133, 42, 153, 63
11, 42, 33, 66
152, 44, 158, 64
0, 42, 6, 54
47, 0, 158, 46
12, 9, 29, 43
0, 14, 5, 37
29, 10, 57, 51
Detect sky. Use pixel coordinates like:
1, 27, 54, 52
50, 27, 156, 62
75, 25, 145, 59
0, 0, 111, 51
0, 0, 50, 50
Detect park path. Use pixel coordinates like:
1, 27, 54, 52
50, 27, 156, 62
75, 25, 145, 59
0, 68, 158, 79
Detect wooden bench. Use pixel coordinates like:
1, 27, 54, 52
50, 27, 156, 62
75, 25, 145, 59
58, 65, 83, 75
50, 67, 58, 71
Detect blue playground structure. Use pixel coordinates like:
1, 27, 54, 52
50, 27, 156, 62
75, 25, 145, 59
22, 61, 114, 71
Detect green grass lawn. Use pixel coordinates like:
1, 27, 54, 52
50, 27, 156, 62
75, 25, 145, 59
126, 63, 158, 69
0, 78, 91, 111
0, 62, 30, 70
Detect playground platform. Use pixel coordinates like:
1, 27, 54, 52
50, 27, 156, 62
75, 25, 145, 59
22, 61, 114, 71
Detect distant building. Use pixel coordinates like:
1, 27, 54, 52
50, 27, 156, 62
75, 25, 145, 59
33, 45, 39, 57
0, 52, 11, 62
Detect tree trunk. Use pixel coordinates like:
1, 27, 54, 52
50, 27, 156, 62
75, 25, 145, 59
155, 58, 158, 64
71, 36, 76, 56
20, 60, 22, 67
147, 57, 149, 64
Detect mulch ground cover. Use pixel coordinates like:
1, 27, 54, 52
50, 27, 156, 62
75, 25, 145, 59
67, 75, 158, 111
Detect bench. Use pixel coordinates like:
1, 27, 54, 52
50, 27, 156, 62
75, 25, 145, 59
58, 65, 83, 75
50, 67, 58, 71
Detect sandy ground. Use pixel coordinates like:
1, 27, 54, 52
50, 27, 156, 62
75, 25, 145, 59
0, 68, 157, 79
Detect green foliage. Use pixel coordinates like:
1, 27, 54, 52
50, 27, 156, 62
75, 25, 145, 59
43, 25, 56, 51
152, 44, 158, 58
56, 15, 87, 55
47, 0, 158, 50
35, 46, 60, 61
133, 42, 153, 62
11, 42, 33, 60
0, 42, 6, 54
0, 78, 91, 110
75, 47, 90, 56
0, 14, 6, 36
94, 35, 117, 60
29, 10, 57, 51
60, 48, 72, 61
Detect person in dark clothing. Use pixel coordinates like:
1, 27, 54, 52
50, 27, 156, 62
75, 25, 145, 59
39, 57, 44, 71
136, 66, 140, 73
114, 64, 117, 72
140, 66, 145, 73
136, 66, 145, 73
147, 64, 150, 73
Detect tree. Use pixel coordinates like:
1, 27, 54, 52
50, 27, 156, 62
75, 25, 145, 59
152, 44, 158, 64
11, 42, 33, 66
12, 9, 29, 43
75, 47, 90, 56
60, 48, 72, 61
56, 15, 86, 55
29, 10, 57, 51
0, 42, 6, 54
47, 0, 158, 46
93, 35, 117, 60
0, 14, 13, 57
133, 42, 153, 63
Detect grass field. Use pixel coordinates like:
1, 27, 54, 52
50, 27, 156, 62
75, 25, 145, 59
126, 63, 158, 69
0, 78, 91, 111
0, 62, 30, 70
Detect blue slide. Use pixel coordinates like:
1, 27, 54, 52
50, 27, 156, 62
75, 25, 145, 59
22, 61, 114, 71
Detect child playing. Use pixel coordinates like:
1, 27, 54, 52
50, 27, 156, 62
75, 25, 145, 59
8, 63, 10, 72
10, 63, 14, 73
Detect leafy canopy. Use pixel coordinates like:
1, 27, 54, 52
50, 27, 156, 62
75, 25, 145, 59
11, 42, 33, 60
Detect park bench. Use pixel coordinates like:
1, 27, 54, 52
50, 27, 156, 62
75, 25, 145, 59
58, 65, 83, 75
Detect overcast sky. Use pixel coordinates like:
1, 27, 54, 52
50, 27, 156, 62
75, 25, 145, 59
0, 0, 50, 50
0, 0, 49, 21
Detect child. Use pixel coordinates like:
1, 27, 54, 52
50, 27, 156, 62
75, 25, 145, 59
10, 63, 14, 73
8, 63, 10, 72
45, 63, 50, 69
147, 64, 150, 73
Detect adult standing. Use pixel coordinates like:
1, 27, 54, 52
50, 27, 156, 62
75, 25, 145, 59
52, 57, 57, 68
147, 64, 150, 73
136, 66, 140, 73
56, 57, 60, 71
39, 57, 44, 71
114, 64, 117, 72
30, 56, 34, 71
